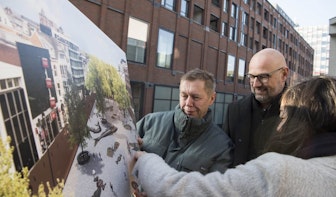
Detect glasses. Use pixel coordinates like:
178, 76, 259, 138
246, 67, 284, 84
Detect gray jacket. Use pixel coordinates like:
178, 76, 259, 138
133, 152, 336, 197
136, 105, 233, 174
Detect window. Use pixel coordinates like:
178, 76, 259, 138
240, 33, 247, 46
210, 14, 219, 32
153, 86, 179, 112
238, 59, 246, 84
193, 5, 204, 25
212, 0, 220, 7
223, 0, 229, 12
157, 28, 174, 68
229, 26, 237, 41
242, 12, 249, 26
127, 18, 148, 63
250, 17, 255, 29
273, 18, 277, 28
226, 55, 235, 82
249, 37, 253, 49
161, 0, 176, 11
263, 27, 268, 39
231, 3, 238, 19
210, 93, 234, 128
273, 34, 277, 48
221, 22, 228, 37
256, 2, 261, 15
1, 89, 39, 171
254, 40, 260, 51
250, 0, 256, 10
264, 9, 269, 21
180, 0, 189, 17
256, 21, 260, 34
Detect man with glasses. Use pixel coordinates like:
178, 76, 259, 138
223, 48, 289, 167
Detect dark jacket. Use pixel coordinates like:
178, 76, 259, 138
137, 105, 233, 174
224, 94, 281, 167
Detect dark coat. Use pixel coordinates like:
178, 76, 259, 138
224, 94, 281, 167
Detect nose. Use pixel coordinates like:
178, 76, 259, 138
185, 96, 193, 106
251, 77, 262, 87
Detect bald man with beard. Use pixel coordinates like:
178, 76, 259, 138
224, 48, 289, 167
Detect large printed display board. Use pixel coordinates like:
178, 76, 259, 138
0, 0, 138, 196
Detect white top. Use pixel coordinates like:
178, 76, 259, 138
133, 152, 336, 197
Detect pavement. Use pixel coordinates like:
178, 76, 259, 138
63, 98, 139, 197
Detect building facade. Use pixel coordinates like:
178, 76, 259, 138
69, 0, 314, 126
329, 17, 336, 76
0, 3, 82, 179
296, 25, 330, 76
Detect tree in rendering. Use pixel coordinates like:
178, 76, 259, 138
65, 78, 91, 165
85, 55, 131, 123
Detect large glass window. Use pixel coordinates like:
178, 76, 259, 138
161, 0, 176, 11
1, 89, 38, 171
226, 55, 235, 82
153, 86, 179, 112
127, 18, 148, 64
157, 28, 174, 68
238, 59, 246, 84
210, 93, 234, 128
193, 5, 204, 25
180, 0, 189, 17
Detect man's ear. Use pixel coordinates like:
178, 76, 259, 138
282, 67, 289, 81
209, 92, 216, 105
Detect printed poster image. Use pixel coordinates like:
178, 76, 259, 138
0, 0, 139, 196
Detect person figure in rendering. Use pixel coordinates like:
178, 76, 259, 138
136, 68, 233, 174
224, 48, 289, 166
132, 76, 336, 197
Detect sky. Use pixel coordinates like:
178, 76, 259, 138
268, 0, 336, 26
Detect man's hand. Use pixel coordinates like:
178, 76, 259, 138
133, 190, 147, 197
137, 137, 144, 148
132, 151, 147, 197
134, 151, 146, 161
130, 151, 146, 177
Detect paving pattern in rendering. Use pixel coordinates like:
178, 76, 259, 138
63, 99, 139, 197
